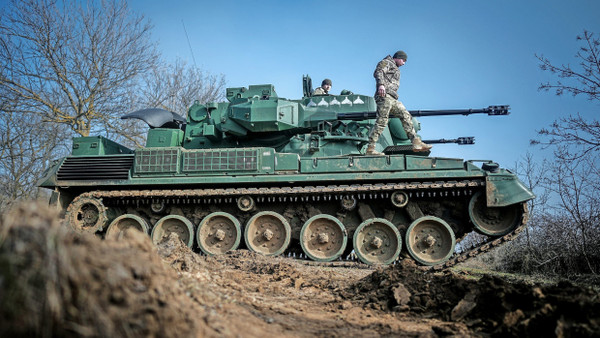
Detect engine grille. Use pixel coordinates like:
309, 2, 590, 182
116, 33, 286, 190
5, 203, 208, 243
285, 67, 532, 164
182, 149, 258, 172
57, 155, 134, 180
135, 148, 179, 174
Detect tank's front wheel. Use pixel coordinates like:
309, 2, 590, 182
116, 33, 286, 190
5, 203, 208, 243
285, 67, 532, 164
405, 216, 456, 266
244, 211, 291, 256
353, 218, 401, 265
469, 191, 522, 236
197, 212, 241, 255
300, 215, 347, 262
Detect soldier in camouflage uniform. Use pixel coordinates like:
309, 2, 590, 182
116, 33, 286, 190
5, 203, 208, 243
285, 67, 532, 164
366, 51, 432, 155
313, 78, 332, 95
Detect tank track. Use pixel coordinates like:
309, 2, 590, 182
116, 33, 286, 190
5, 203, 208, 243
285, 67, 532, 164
68, 179, 528, 271
424, 201, 527, 271
298, 201, 528, 272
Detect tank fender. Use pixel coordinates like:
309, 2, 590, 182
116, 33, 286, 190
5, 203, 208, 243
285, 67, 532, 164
485, 175, 535, 207
37, 158, 64, 188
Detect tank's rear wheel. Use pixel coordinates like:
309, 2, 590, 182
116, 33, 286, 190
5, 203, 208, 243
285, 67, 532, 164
197, 212, 241, 255
106, 214, 149, 239
244, 211, 291, 256
353, 218, 401, 265
66, 197, 110, 233
300, 215, 347, 262
406, 216, 456, 266
469, 191, 522, 236
151, 215, 194, 247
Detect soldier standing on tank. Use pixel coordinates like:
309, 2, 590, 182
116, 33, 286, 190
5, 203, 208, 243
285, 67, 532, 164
313, 78, 332, 95
366, 51, 432, 155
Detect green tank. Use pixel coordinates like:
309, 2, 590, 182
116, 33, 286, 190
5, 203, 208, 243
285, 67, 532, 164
38, 75, 534, 268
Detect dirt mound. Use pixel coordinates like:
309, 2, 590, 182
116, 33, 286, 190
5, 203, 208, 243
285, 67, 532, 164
0, 203, 211, 337
347, 260, 600, 337
1, 202, 599, 337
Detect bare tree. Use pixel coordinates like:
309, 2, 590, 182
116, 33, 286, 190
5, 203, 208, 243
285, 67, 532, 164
0, 0, 159, 139
0, 107, 69, 213
474, 31, 600, 276
537, 30, 600, 101
139, 59, 226, 116
0, 0, 230, 208
469, 152, 600, 276
512, 29, 600, 276
533, 30, 600, 160
533, 115, 600, 161
542, 157, 600, 274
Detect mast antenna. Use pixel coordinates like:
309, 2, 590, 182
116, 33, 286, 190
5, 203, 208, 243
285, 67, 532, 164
181, 20, 197, 68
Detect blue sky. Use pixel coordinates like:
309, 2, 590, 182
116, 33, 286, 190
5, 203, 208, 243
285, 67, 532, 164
132, 0, 599, 167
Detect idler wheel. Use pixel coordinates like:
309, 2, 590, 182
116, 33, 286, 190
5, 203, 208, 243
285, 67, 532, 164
66, 197, 110, 233
196, 212, 241, 255
353, 218, 401, 265
300, 215, 347, 262
106, 214, 149, 240
406, 216, 456, 266
151, 215, 194, 247
469, 191, 522, 236
244, 211, 291, 256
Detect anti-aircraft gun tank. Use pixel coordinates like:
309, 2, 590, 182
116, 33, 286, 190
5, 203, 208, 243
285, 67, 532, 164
39, 76, 534, 268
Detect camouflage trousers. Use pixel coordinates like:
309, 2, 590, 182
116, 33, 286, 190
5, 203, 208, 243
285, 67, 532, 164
368, 94, 416, 144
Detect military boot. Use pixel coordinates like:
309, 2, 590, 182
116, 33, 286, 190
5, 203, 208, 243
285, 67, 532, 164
366, 144, 384, 156
412, 138, 432, 152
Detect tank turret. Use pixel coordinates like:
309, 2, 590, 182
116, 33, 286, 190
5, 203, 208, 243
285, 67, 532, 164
122, 75, 509, 158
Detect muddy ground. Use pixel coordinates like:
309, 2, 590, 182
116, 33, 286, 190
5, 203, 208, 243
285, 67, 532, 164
1, 203, 599, 337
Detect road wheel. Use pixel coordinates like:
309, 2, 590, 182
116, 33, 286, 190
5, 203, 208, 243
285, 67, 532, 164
106, 214, 149, 239
151, 215, 194, 247
197, 212, 241, 255
405, 216, 455, 266
244, 211, 291, 256
300, 215, 347, 262
353, 218, 401, 265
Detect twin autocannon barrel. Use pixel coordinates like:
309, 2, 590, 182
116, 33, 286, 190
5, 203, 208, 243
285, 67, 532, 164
336, 105, 510, 120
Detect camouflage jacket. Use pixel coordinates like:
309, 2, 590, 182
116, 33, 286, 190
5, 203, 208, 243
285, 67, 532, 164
313, 87, 327, 95
373, 55, 400, 99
